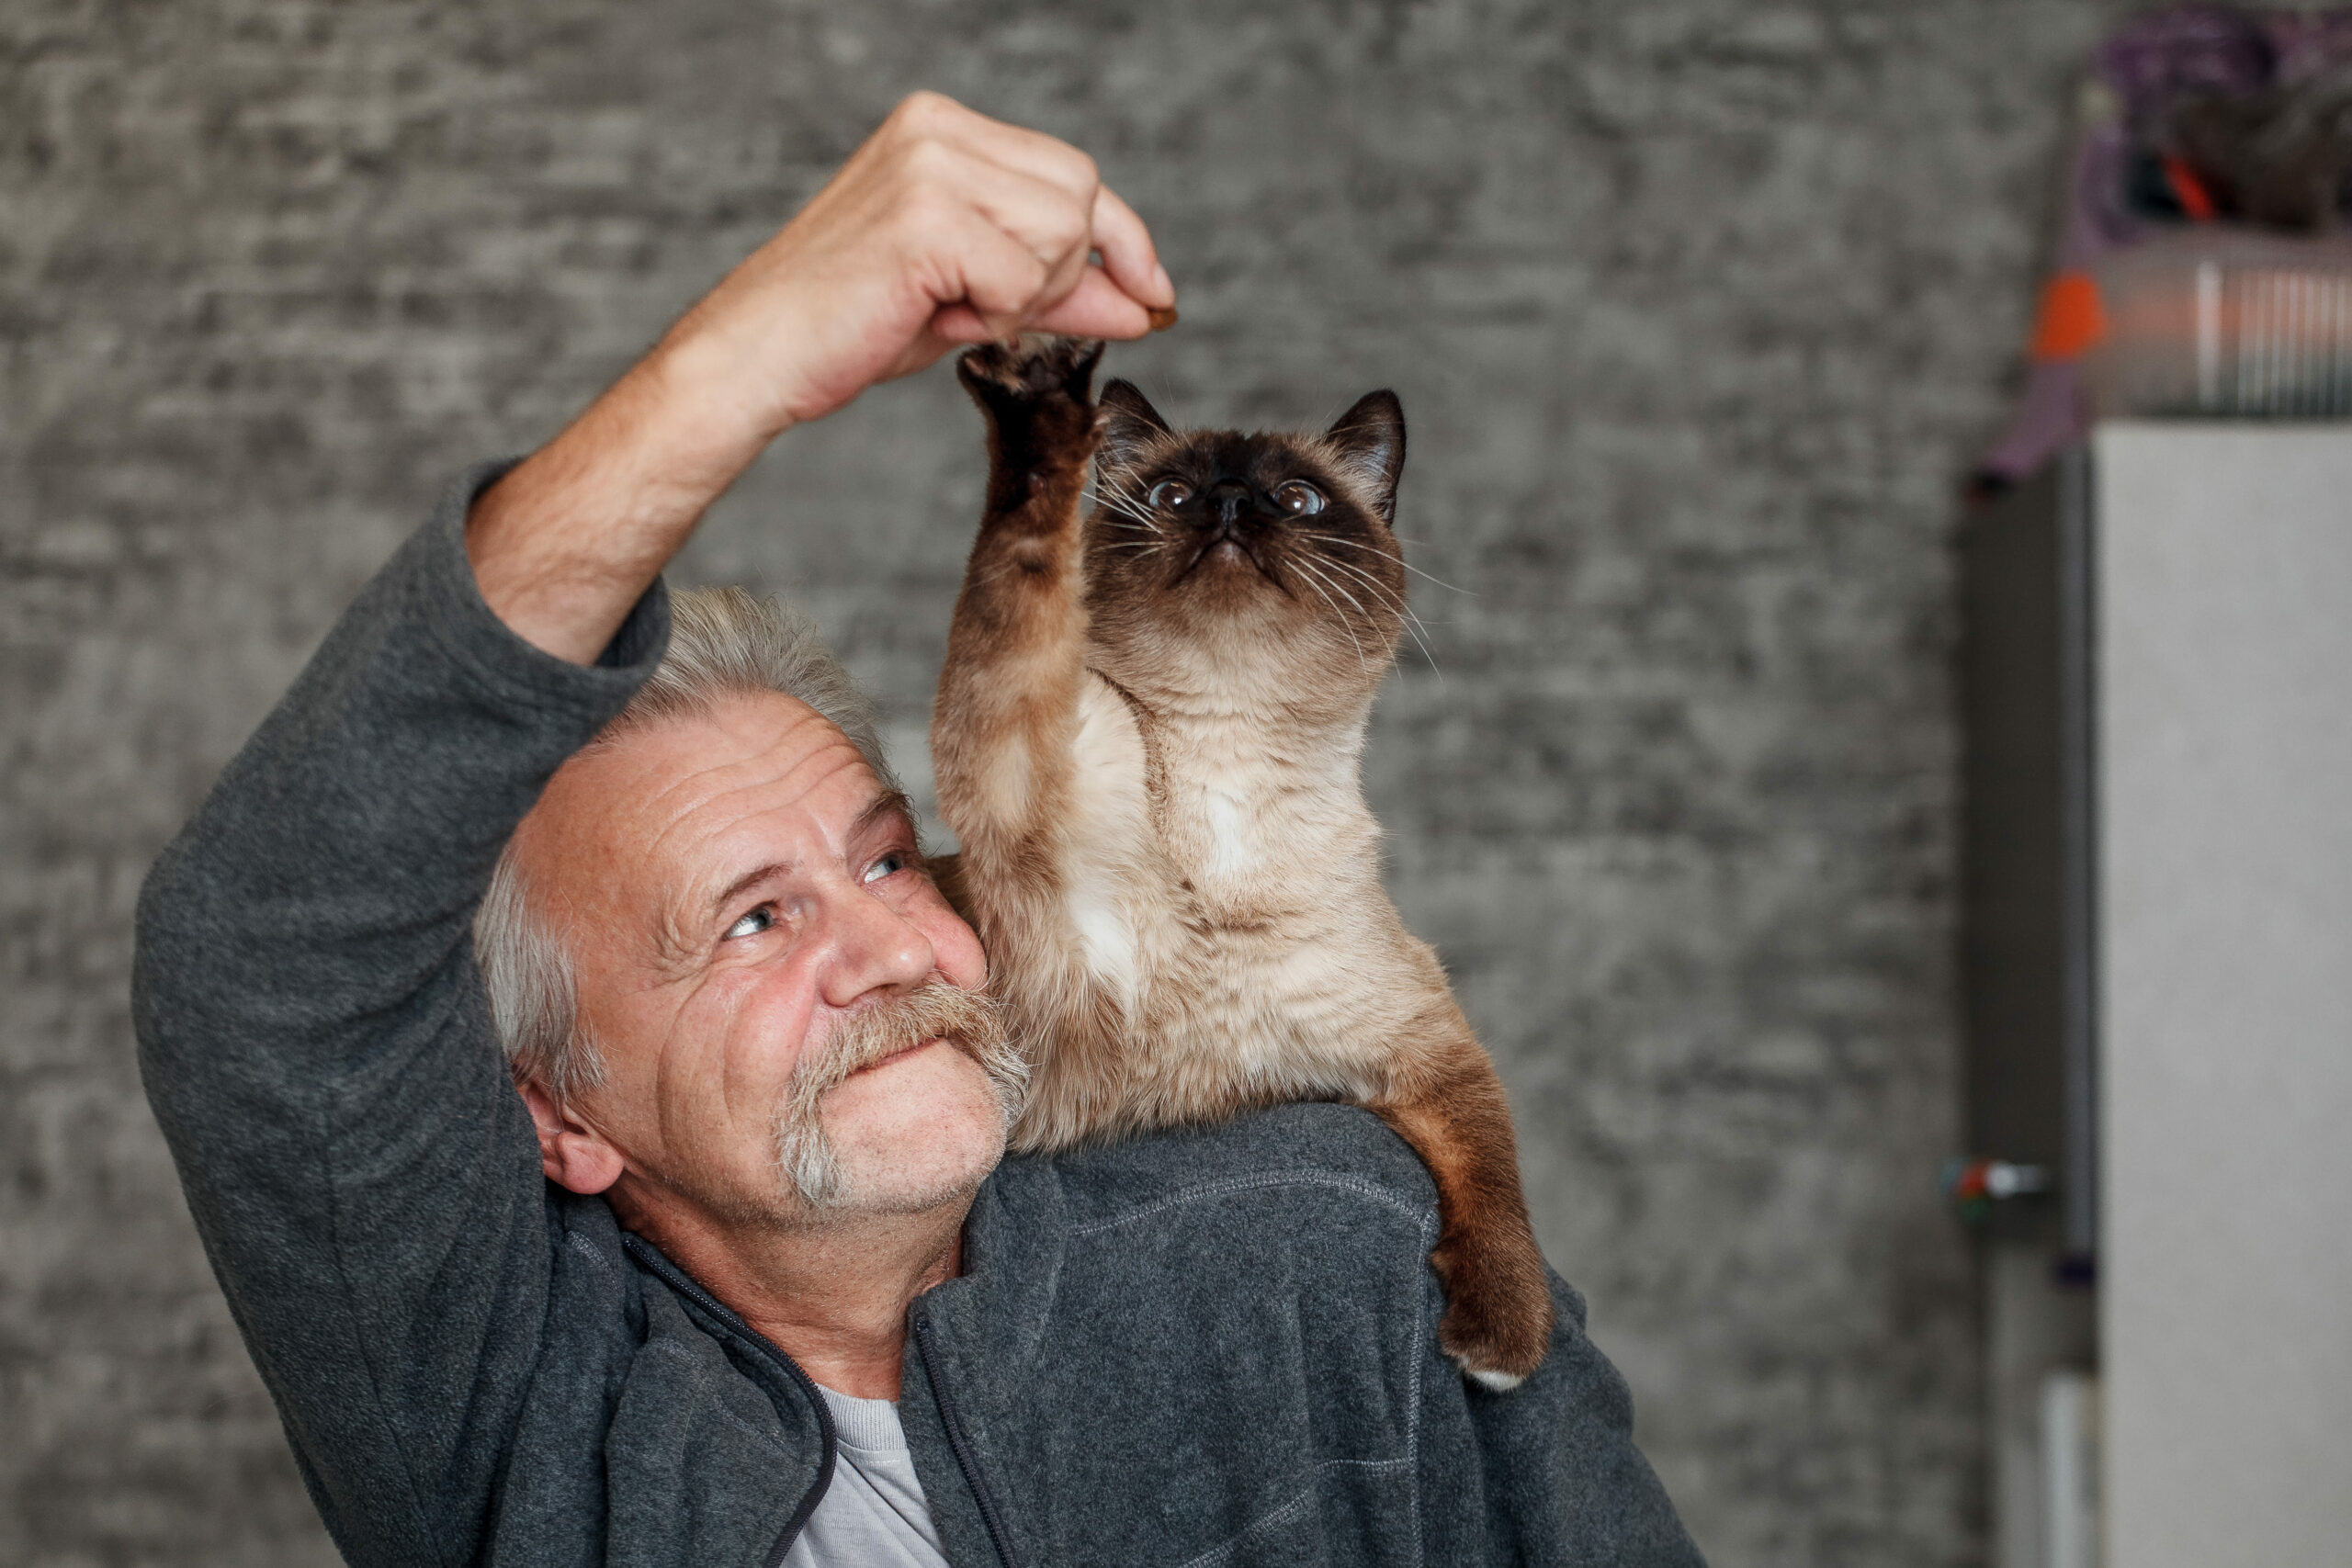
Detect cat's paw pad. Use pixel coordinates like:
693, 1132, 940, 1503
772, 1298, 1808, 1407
957, 335, 1103, 407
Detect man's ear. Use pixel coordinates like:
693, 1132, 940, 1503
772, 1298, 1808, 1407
1323, 389, 1406, 523
519, 1078, 627, 1195
1096, 378, 1172, 477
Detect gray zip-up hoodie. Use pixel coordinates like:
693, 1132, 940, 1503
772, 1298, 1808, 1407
132, 466, 1705, 1568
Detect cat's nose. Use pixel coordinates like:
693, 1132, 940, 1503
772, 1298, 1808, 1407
1205, 480, 1253, 528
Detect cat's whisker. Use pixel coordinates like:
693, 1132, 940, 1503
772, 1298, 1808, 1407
1294, 554, 1389, 635
1316, 552, 1443, 678
1288, 553, 1364, 616
1302, 534, 1470, 595
1312, 548, 1411, 613
1097, 491, 1166, 536
1287, 558, 1374, 677
1288, 554, 1396, 676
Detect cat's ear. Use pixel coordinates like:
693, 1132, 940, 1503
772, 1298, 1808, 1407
1097, 378, 1172, 475
1324, 390, 1406, 522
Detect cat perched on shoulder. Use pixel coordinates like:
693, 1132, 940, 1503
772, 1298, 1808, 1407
928, 336, 1552, 1386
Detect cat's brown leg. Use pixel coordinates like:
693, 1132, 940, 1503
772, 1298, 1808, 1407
931, 335, 1107, 1077
1372, 1025, 1556, 1388
932, 336, 1102, 868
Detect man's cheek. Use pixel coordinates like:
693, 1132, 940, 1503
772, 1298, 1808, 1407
715, 966, 826, 1097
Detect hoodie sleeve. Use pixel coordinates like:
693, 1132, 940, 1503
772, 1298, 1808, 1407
132, 463, 668, 1567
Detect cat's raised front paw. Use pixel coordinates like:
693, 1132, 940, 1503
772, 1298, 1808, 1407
956, 334, 1103, 408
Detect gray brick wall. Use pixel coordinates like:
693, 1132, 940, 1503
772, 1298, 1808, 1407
1, 2, 2149, 1562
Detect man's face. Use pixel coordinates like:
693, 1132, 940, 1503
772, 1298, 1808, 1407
512, 689, 1002, 1228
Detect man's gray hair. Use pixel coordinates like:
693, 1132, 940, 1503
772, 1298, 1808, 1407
474, 587, 898, 1101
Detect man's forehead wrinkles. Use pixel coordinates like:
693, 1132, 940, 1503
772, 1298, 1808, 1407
597, 712, 883, 967
625, 721, 865, 847
673, 731, 868, 815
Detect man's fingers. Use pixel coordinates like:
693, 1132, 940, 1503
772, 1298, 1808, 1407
929, 265, 1159, 346
927, 265, 1163, 347
710, 91, 1175, 426
924, 205, 1055, 342
940, 142, 1170, 318
1089, 185, 1174, 310
943, 150, 1096, 302
887, 93, 1171, 321
1025, 266, 1157, 341
894, 150, 1116, 340
892, 92, 1102, 208
924, 302, 997, 345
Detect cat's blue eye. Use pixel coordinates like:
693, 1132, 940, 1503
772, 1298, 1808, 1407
1149, 479, 1194, 509
725, 907, 775, 940
1275, 481, 1325, 515
862, 852, 908, 886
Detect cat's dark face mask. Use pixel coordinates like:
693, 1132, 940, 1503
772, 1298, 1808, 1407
1082, 381, 1412, 712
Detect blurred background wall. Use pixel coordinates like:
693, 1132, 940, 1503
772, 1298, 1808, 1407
1, 2, 2158, 1563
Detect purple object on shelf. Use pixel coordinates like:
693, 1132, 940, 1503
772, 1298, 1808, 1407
1976, 6, 2352, 489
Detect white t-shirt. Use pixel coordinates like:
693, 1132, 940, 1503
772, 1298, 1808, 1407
781, 1384, 949, 1568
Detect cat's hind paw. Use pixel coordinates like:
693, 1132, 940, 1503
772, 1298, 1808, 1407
1434, 1242, 1556, 1391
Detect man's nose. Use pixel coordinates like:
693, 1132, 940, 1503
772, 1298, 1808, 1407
816, 881, 935, 1009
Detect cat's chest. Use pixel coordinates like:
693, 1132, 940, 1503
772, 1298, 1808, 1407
1163, 757, 1304, 890
1058, 678, 1392, 1025
1069, 676, 1356, 897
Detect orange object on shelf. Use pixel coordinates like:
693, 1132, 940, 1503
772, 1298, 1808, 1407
2030, 271, 2109, 362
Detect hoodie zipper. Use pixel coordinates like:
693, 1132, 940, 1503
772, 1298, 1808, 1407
619, 1234, 836, 1568
913, 1312, 1023, 1568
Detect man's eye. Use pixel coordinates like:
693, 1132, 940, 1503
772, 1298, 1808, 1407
724, 907, 775, 940
862, 852, 908, 886
1149, 479, 1194, 509
1275, 480, 1325, 515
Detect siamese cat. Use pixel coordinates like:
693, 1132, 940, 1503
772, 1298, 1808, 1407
929, 335, 1552, 1386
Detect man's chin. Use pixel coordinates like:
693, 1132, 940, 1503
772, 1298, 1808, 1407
820, 1162, 992, 1220
808, 1043, 1010, 1216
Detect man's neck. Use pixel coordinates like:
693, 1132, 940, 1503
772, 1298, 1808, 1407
610, 1184, 972, 1399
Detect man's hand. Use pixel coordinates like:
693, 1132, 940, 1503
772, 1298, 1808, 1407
686, 91, 1172, 432
467, 93, 1172, 664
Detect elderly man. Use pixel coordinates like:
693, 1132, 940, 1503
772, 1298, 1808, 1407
134, 95, 1702, 1567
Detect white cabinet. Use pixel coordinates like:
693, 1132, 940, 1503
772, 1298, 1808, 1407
2095, 423, 2352, 1568
1963, 424, 2352, 1566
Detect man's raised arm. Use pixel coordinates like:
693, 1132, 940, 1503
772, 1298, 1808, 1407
132, 94, 1166, 1567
